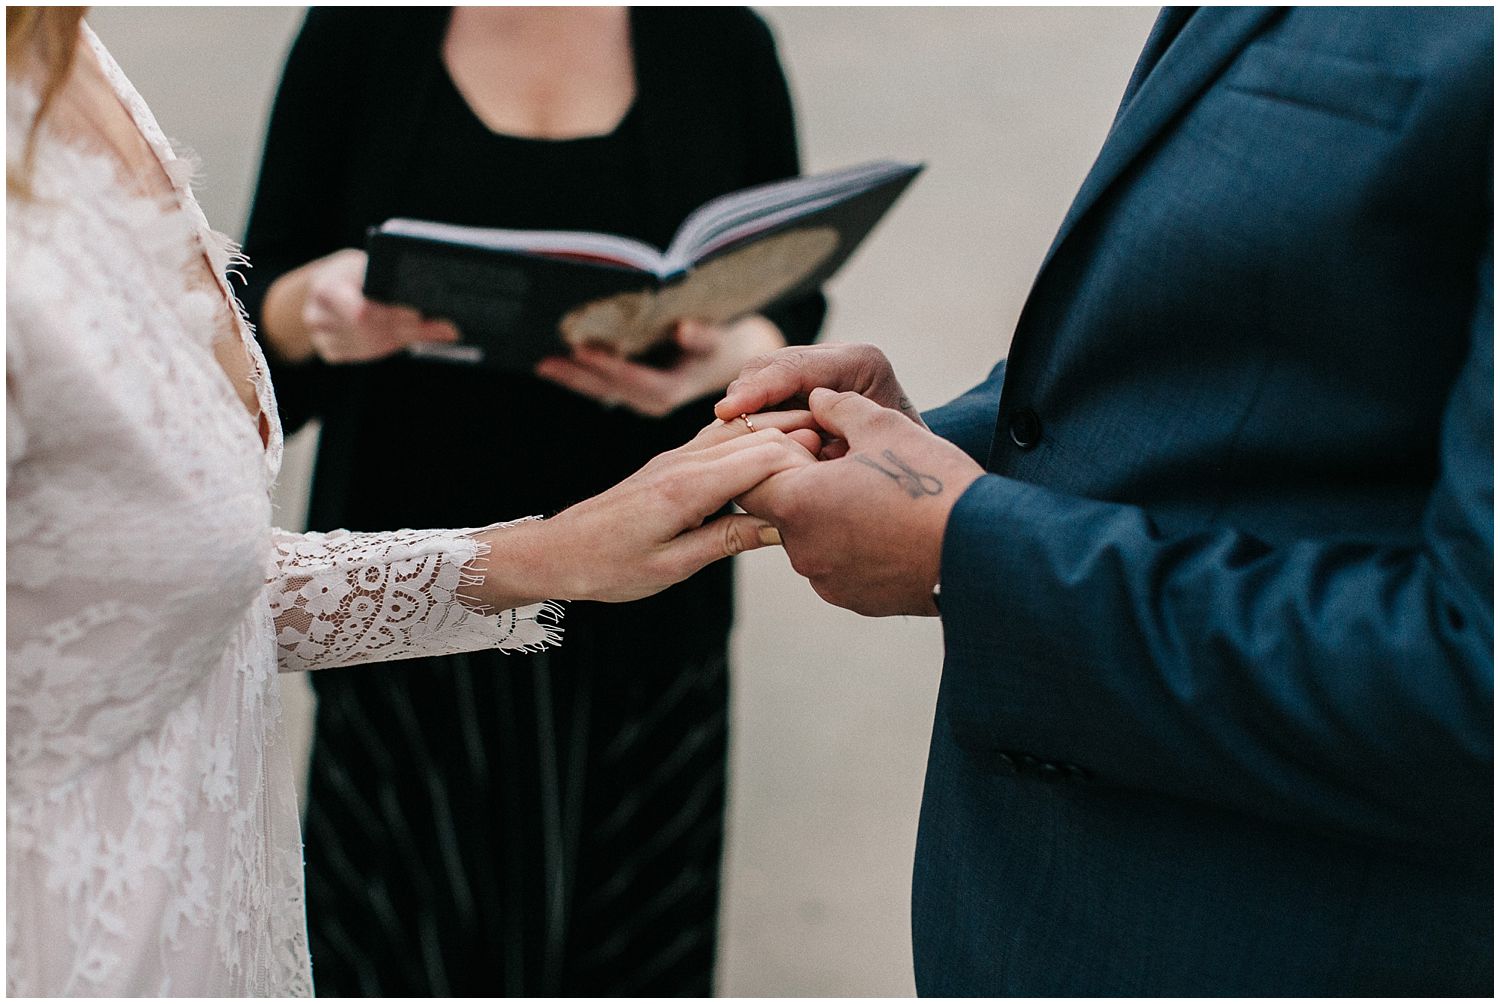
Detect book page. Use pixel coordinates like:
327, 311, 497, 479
560, 226, 839, 356
664, 161, 916, 268
379, 219, 667, 273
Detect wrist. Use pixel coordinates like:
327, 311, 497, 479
923, 468, 983, 614
261, 268, 318, 364
471, 519, 571, 609
929, 470, 991, 616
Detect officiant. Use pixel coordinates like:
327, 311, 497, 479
238, 7, 824, 996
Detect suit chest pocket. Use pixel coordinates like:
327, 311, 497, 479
1221, 41, 1421, 132
1168, 38, 1426, 244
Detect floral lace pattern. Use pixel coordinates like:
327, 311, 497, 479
7, 26, 561, 996
271, 523, 561, 674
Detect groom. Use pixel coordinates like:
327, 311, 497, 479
722, 7, 1492, 996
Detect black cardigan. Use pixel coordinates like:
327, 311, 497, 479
240, 7, 825, 652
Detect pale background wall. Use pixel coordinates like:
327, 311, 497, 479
88, 6, 1157, 995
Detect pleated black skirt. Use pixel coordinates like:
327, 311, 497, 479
300, 617, 729, 997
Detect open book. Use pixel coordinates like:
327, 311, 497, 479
363, 160, 923, 369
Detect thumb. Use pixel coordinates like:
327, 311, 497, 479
314, 274, 365, 321
666, 514, 783, 579
675, 318, 719, 353
808, 386, 888, 446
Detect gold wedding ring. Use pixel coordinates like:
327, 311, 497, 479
739, 413, 756, 432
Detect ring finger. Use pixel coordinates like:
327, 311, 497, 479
686, 409, 824, 454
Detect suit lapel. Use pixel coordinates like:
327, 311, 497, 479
1113, 7, 1198, 123
1036, 6, 1283, 276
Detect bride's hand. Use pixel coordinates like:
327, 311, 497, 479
478, 410, 822, 606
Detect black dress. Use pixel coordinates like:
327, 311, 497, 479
238, 8, 824, 997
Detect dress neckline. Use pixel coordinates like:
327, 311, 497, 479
434, 9, 641, 146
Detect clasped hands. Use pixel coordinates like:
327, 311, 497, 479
489, 342, 983, 618
716, 344, 986, 617
265, 251, 982, 615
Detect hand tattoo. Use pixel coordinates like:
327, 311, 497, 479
854, 449, 944, 499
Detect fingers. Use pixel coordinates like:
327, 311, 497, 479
361, 301, 449, 343
664, 512, 784, 577
684, 408, 822, 450
415, 318, 462, 345
715, 349, 809, 420
572, 346, 672, 395
787, 427, 825, 455
731, 448, 803, 521
378, 313, 460, 351
540, 324, 777, 417
535, 355, 633, 406
675, 318, 720, 353
304, 248, 455, 364
687, 427, 815, 473
307, 275, 365, 327
651, 513, 782, 591
715, 343, 893, 421
323, 247, 370, 281
734, 478, 775, 519
679, 436, 812, 516
536, 347, 676, 415
807, 386, 900, 447
309, 280, 458, 362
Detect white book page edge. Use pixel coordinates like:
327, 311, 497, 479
380, 219, 666, 273
663, 160, 915, 269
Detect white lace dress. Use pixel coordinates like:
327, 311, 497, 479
7, 28, 562, 996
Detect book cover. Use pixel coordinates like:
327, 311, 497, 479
362, 160, 923, 370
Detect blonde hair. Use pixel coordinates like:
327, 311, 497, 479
7, 6, 89, 195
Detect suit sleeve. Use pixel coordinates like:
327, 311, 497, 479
238, 9, 362, 434
923, 359, 1006, 465
737, 11, 826, 347
936, 247, 1493, 850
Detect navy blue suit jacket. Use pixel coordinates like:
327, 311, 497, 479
916, 8, 1492, 995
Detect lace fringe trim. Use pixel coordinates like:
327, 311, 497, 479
458, 517, 566, 654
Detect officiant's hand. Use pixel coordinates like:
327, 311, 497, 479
736, 389, 984, 617
479, 410, 823, 607
260, 248, 462, 365
535, 316, 786, 417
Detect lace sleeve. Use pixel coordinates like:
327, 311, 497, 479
267, 520, 563, 674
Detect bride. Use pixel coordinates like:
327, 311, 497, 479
6, 9, 819, 996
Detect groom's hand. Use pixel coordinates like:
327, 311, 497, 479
738, 388, 985, 617
715, 343, 927, 430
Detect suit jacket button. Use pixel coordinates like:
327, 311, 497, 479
993, 751, 1018, 775
1008, 408, 1041, 449
1064, 764, 1091, 783
1019, 754, 1041, 773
